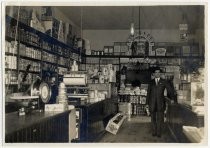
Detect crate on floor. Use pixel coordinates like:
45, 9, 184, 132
105, 113, 127, 135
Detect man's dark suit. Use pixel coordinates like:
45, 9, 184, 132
146, 78, 175, 136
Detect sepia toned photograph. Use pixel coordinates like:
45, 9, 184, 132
0, 0, 208, 146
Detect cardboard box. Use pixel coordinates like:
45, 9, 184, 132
43, 17, 60, 39
105, 113, 127, 135
156, 48, 166, 56
41, 6, 54, 21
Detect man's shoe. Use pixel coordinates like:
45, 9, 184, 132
152, 133, 157, 136
157, 134, 161, 138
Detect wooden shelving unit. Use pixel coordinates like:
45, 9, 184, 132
85, 54, 204, 59
5, 15, 82, 91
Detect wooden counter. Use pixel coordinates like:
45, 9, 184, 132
165, 98, 204, 143
74, 98, 118, 142
5, 110, 71, 143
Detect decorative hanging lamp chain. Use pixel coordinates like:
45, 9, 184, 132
80, 6, 83, 61
132, 7, 134, 23
139, 6, 140, 36
81, 7, 83, 39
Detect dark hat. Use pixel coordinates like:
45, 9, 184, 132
153, 67, 162, 73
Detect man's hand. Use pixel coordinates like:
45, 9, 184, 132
145, 105, 150, 116
171, 100, 177, 104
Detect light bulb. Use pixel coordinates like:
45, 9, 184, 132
130, 23, 135, 36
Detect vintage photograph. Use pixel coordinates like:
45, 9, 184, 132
1, 0, 208, 146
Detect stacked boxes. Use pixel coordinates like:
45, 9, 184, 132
5, 56, 17, 69
19, 59, 40, 72
5, 41, 18, 54
5, 71, 18, 85
19, 43, 41, 60
43, 17, 60, 39
42, 51, 57, 63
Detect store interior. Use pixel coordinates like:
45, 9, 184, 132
4, 5, 205, 143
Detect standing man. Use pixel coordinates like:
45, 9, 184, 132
146, 69, 176, 137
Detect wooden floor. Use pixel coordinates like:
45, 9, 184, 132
96, 116, 176, 143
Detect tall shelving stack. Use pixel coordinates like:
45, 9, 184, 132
83, 40, 204, 116
5, 15, 82, 99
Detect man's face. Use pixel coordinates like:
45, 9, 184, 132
154, 70, 161, 78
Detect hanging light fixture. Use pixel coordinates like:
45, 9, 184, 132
80, 6, 83, 39
130, 23, 135, 36
130, 7, 135, 36
79, 6, 83, 62
139, 6, 140, 36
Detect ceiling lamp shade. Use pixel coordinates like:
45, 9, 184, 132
130, 22, 135, 36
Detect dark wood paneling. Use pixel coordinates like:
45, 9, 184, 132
75, 99, 117, 142
5, 110, 70, 143
166, 99, 204, 143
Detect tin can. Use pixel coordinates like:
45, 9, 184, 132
91, 50, 95, 55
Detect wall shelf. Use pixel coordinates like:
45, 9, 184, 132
42, 60, 57, 66
19, 55, 41, 62
5, 68, 17, 71
58, 64, 68, 68
6, 15, 81, 59
5, 14, 82, 91
19, 70, 40, 74
5, 52, 17, 56
85, 55, 204, 59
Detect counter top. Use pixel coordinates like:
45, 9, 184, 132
165, 97, 204, 116
166, 96, 204, 142
5, 110, 71, 135
76, 98, 115, 108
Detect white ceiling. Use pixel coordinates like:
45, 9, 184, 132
57, 6, 204, 30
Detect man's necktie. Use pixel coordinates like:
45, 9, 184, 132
156, 78, 159, 85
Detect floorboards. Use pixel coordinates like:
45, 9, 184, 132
96, 116, 176, 143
